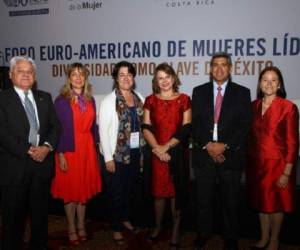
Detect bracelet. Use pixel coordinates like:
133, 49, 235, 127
282, 173, 290, 177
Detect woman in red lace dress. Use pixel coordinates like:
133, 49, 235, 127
51, 63, 102, 246
246, 66, 299, 250
143, 63, 191, 248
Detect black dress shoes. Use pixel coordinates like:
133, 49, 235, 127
194, 236, 208, 249
224, 239, 239, 250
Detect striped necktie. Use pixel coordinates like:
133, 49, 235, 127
214, 86, 223, 124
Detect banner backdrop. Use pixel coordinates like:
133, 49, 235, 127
0, 0, 299, 99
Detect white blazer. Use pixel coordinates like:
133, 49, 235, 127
98, 90, 144, 163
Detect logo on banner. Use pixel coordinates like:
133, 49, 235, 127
3, 0, 16, 7
3, 0, 49, 16
68, 0, 103, 11
154, 0, 215, 8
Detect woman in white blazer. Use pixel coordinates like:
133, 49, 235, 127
99, 61, 144, 245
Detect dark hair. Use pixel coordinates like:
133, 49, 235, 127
209, 51, 232, 82
210, 51, 232, 66
256, 66, 287, 99
111, 61, 136, 89
152, 63, 181, 93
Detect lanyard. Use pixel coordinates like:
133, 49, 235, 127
129, 106, 138, 132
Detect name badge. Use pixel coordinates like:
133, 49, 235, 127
130, 132, 140, 149
213, 123, 218, 141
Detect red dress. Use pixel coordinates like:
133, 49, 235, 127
144, 93, 191, 197
246, 97, 299, 212
51, 101, 102, 203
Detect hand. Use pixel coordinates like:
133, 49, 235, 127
212, 154, 226, 163
28, 146, 50, 162
276, 174, 289, 188
152, 144, 169, 157
58, 153, 68, 172
106, 160, 116, 173
158, 152, 171, 162
152, 144, 171, 162
206, 142, 225, 158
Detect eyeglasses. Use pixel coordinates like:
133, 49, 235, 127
118, 74, 133, 79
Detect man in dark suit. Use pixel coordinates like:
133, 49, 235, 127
192, 52, 252, 250
0, 56, 60, 250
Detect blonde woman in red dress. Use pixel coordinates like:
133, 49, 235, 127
51, 63, 102, 246
247, 66, 299, 250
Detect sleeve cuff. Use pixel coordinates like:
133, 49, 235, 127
43, 142, 53, 152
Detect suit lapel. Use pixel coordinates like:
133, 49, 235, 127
207, 83, 214, 126
9, 89, 30, 128
5, 89, 30, 139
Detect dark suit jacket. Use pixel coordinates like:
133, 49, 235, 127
0, 88, 60, 185
192, 81, 251, 170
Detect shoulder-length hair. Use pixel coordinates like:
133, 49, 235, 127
256, 66, 287, 99
111, 61, 136, 90
152, 63, 181, 93
60, 62, 92, 100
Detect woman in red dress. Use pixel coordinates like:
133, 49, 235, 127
51, 63, 102, 246
143, 63, 191, 249
247, 66, 299, 250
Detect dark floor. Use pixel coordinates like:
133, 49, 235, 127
49, 182, 300, 248
0, 183, 299, 249
44, 215, 300, 249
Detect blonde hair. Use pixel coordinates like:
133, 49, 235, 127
60, 63, 92, 100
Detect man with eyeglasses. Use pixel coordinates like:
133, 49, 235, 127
0, 56, 60, 250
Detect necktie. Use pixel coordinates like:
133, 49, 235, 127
214, 86, 223, 124
24, 92, 39, 146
